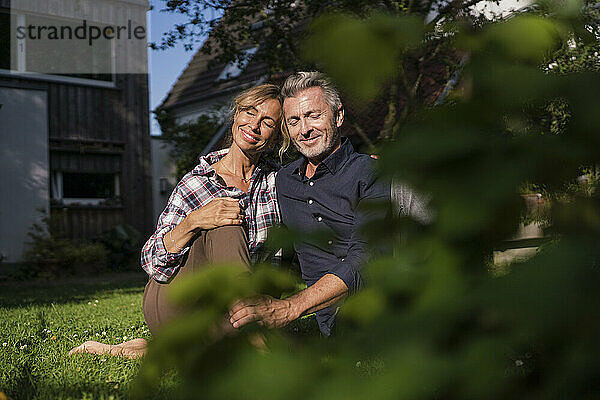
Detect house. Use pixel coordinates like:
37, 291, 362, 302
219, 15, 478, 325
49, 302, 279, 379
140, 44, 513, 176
151, 1, 532, 220
0, 0, 153, 263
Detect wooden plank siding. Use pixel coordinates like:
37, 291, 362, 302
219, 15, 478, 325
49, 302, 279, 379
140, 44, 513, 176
53, 207, 125, 240
0, 74, 153, 240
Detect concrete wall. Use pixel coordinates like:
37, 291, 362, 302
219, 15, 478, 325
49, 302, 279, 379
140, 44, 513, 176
0, 87, 48, 262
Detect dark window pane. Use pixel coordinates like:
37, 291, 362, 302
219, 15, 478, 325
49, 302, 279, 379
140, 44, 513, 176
0, 9, 10, 70
63, 173, 115, 199
56, 73, 114, 82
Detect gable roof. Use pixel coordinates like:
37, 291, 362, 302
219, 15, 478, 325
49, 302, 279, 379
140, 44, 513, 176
159, 40, 269, 112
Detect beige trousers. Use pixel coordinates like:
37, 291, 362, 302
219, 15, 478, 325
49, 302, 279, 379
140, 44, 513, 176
142, 225, 250, 335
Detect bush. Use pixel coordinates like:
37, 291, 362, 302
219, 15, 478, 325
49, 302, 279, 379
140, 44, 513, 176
95, 224, 142, 271
22, 212, 139, 277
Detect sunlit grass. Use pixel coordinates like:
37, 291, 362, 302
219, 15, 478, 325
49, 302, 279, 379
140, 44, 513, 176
0, 273, 177, 400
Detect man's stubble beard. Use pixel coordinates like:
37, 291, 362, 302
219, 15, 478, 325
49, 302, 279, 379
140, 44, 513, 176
293, 121, 341, 163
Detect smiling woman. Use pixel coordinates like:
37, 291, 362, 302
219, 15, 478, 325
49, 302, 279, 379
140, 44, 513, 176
69, 84, 284, 358
224, 86, 286, 158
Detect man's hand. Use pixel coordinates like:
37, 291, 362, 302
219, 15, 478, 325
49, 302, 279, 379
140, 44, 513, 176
229, 295, 299, 329
229, 274, 348, 330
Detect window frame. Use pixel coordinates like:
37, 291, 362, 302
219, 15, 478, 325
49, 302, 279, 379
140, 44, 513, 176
51, 171, 121, 206
0, 11, 117, 88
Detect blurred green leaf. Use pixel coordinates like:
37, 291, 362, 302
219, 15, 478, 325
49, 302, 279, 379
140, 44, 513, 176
458, 16, 567, 63
303, 14, 424, 100
339, 288, 386, 324
137, 2, 600, 399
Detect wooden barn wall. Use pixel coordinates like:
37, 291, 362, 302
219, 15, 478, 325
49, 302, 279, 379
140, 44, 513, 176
52, 208, 125, 240
116, 74, 153, 239
0, 74, 153, 240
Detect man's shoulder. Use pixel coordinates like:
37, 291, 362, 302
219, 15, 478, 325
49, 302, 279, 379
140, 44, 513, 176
341, 151, 377, 176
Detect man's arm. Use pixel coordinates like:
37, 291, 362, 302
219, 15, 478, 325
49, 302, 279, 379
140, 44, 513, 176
229, 273, 348, 329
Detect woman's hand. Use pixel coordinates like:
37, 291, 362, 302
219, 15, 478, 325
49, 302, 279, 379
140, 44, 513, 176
163, 197, 244, 253
186, 197, 244, 230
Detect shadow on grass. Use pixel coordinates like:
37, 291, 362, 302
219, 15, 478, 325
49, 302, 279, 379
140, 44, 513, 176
0, 272, 148, 309
4, 375, 180, 400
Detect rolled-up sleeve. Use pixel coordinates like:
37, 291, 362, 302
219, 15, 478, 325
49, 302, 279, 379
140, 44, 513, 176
328, 239, 365, 294
140, 184, 192, 283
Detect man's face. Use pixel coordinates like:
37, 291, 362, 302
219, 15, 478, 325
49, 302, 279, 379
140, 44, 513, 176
283, 86, 343, 163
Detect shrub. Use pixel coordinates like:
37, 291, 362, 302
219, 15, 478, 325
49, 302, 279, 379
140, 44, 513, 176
95, 224, 142, 271
23, 211, 112, 277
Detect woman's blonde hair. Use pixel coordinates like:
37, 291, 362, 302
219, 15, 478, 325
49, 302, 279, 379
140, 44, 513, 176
226, 83, 288, 160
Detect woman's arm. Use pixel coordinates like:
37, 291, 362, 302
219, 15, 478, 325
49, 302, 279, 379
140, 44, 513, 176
163, 197, 244, 252
141, 180, 244, 282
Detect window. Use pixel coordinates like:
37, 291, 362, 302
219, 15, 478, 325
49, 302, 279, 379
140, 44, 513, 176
0, 9, 14, 70
216, 47, 258, 81
2, 12, 115, 84
52, 171, 120, 205
159, 177, 170, 194
63, 173, 115, 198
25, 15, 113, 82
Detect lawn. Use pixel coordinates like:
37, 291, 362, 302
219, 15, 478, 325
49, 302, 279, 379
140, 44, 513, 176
0, 272, 177, 400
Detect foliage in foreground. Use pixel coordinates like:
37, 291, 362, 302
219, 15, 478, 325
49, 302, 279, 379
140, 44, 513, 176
136, 1, 600, 399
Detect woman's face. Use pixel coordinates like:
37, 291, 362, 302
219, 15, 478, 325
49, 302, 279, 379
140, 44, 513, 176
231, 98, 282, 155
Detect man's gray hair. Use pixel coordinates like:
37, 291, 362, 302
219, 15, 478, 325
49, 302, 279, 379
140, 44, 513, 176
281, 71, 342, 115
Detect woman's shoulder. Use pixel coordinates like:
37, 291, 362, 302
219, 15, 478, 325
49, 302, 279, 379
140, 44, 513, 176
174, 163, 216, 195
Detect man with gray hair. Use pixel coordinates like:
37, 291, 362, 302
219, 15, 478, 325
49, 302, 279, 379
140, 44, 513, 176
229, 71, 393, 336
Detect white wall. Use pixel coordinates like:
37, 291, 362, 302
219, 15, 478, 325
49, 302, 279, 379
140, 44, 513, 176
173, 95, 231, 126
0, 87, 49, 263
150, 137, 177, 225
10, 0, 150, 75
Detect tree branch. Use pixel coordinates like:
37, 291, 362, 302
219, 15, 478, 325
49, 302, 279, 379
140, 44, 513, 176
352, 123, 377, 152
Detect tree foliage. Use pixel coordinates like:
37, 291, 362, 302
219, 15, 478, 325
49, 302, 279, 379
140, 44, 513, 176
152, 0, 495, 148
137, 1, 600, 399
155, 109, 221, 180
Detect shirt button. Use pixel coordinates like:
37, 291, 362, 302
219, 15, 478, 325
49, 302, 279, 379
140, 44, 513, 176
309, 181, 314, 186
327, 240, 333, 245
317, 216, 323, 222
308, 199, 313, 205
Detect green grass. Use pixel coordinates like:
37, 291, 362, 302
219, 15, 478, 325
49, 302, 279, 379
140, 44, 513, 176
0, 272, 327, 399
0, 273, 176, 400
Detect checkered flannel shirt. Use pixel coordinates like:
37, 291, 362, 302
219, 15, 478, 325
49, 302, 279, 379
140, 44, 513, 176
141, 149, 280, 282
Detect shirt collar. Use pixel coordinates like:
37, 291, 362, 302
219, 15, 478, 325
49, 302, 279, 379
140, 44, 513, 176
192, 148, 229, 177
321, 137, 354, 174
293, 137, 354, 177
192, 148, 278, 177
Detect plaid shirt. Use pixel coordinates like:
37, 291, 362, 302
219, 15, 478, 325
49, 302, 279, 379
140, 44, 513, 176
141, 149, 280, 282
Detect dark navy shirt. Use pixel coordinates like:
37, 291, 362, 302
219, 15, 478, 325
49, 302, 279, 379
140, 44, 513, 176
276, 138, 390, 335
